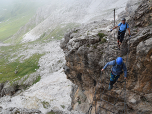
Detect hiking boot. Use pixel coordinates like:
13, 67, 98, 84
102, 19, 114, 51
108, 85, 113, 90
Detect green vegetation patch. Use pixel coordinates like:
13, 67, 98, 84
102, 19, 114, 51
0, 14, 33, 42
42, 101, 50, 109
33, 76, 41, 85
101, 38, 107, 43
78, 101, 81, 104
97, 33, 106, 41
40, 32, 46, 39
60, 105, 65, 109
0, 53, 42, 83
14, 110, 21, 114
74, 29, 79, 33
97, 33, 107, 44
0, 0, 51, 42
47, 111, 55, 114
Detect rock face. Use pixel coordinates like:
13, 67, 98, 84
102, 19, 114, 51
129, 0, 152, 27
61, 0, 152, 113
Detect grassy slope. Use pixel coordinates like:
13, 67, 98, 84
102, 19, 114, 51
0, 0, 45, 42
0, 22, 80, 84
0, 44, 42, 83
0, 14, 33, 41
0, 0, 80, 84
0, 0, 80, 43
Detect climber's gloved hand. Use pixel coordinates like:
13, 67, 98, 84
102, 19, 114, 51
129, 35, 131, 37
110, 29, 113, 32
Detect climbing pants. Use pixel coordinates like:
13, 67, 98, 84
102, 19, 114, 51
109, 72, 120, 85
117, 31, 125, 43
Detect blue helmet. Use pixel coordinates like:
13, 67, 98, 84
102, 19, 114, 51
116, 57, 123, 65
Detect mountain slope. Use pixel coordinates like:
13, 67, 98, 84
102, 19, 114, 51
9, 0, 131, 44
0, 0, 52, 42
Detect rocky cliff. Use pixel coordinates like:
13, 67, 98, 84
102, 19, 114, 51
61, 0, 152, 113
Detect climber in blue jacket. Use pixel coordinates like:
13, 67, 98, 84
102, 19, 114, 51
101, 57, 127, 90
111, 18, 131, 49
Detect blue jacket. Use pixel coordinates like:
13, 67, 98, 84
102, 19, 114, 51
118, 23, 129, 32
103, 60, 127, 77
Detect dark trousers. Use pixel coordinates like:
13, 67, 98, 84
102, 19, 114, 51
117, 31, 125, 43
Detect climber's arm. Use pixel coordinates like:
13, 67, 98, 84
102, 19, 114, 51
111, 23, 122, 31
128, 28, 131, 36
102, 61, 115, 71
127, 24, 131, 36
111, 26, 118, 31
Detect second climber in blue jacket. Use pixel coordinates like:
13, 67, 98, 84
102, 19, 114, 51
101, 57, 127, 90
111, 18, 131, 49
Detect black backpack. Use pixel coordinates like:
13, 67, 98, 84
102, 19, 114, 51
113, 60, 124, 74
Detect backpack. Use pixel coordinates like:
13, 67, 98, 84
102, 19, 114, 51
119, 23, 128, 33
113, 60, 124, 74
